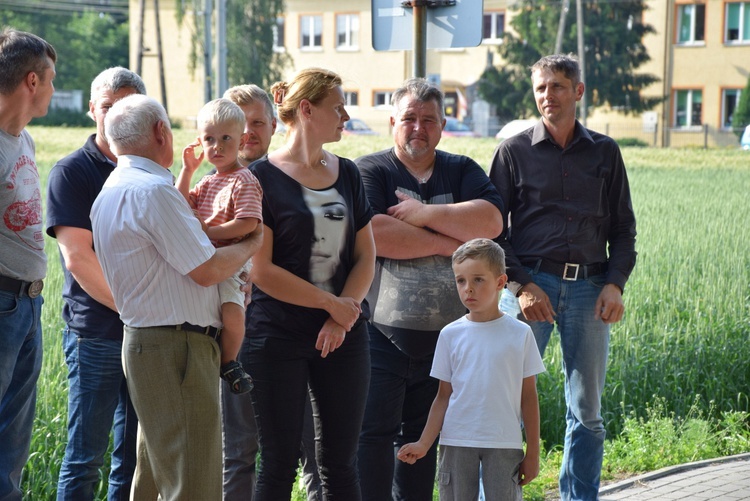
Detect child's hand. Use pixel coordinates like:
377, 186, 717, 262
192, 210, 209, 234
518, 453, 539, 486
396, 442, 427, 464
182, 139, 204, 173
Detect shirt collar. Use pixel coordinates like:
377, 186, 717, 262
531, 119, 594, 148
117, 154, 174, 183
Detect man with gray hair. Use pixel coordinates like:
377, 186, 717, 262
91, 94, 262, 499
0, 27, 56, 501
356, 78, 504, 500
46, 66, 146, 500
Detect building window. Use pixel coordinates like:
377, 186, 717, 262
722, 89, 742, 129
344, 91, 359, 107
674, 89, 702, 128
273, 16, 285, 52
374, 91, 394, 108
336, 14, 360, 50
676, 4, 705, 44
726, 2, 750, 43
483, 11, 505, 42
300, 15, 322, 50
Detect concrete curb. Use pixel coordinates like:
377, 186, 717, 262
598, 452, 750, 495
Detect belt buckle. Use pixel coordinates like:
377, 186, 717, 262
563, 263, 579, 281
28, 279, 43, 298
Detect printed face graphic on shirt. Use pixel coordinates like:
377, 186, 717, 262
302, 187, 348, 293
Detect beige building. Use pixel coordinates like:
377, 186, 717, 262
131, 0, 750, 147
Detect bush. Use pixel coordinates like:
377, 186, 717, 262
616, 137, 649, 147
30, 108, 91, 127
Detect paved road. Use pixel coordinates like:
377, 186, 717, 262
598, 453, 750, 500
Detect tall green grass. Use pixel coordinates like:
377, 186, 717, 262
22, 126, 750, 499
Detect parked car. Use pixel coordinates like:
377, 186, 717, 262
741, 125, 750, 150
442, 117, 479, 138
343, 118, 379, 135
495, 119, 539, 142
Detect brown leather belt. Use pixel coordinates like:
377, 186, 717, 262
0, 275, 43, 298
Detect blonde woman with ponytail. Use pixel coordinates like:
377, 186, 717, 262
245, 68, 375, 500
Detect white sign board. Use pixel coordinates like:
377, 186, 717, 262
372, 0, 483, 51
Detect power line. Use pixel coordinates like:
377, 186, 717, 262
0, 0, 128, 16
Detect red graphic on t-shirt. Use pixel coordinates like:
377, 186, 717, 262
3, 155, 43, 250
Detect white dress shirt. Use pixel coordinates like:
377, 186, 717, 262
91, 155, 221, 328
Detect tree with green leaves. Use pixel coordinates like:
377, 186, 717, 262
175, 0, 289, 92
480, 0, 662, 121
0, 7, 128, 98
733, 76, 750, 140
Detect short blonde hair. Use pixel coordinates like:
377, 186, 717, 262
452, 238, 506, 276
197, 98, 245, 132
223, 84, 274, 121
270, 67, 342, 126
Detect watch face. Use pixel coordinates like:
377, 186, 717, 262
28, 280, 44, 298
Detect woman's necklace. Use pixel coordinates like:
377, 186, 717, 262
287, 145, 327, 167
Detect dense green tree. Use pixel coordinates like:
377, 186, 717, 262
176, 0, 289, 92
0, 8, 128, 100
733, 75, 750, 140
480, 0, 662, 120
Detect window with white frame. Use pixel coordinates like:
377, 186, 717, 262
674, 89, 702, 128
722, 89, 742, 129
726, 2, 750, 43
273, 16, 285, 52
374, 91, 394, 108
676, 4, 705, 44
300, 15, 322, 50
483, 11, 505, 42
344, 91, 359, 107
336, 14, 360, 50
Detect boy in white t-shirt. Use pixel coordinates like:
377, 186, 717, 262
176, 98, 263, 394
397, 238, 545, 500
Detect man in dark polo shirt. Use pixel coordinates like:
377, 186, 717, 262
489, 54, 637, 501
46, 67, 145, 500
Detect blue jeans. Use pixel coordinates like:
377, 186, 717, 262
357, 324, 439, 501
57, 328, 137, 501
0, 291, 43, 501
501, 270, 609, 501
247, 322, 370, 501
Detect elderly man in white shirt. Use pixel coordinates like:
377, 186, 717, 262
91, 94, 262, 500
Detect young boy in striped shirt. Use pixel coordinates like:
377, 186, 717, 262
177, 98, 263, 394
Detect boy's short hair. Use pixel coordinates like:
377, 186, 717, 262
452, 238, 506, 276
197, 98, 245, 132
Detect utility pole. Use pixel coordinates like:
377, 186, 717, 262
410, 1, 428, 78
136, 0, 168, 114
555, 0, 570, 54
576, 0, 587, 125
204, 0, 213, 103
217, 0, 227, 97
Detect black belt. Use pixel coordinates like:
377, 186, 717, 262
150, 322, 221, 340
523, 259, 608, 281
0, 275, 43, 298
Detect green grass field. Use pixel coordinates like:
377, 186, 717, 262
22, 126, 750, 499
